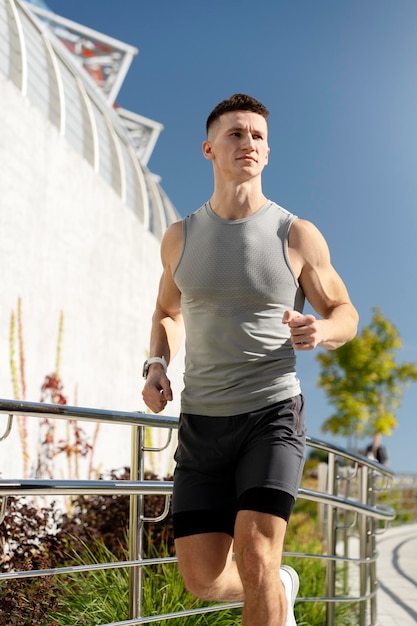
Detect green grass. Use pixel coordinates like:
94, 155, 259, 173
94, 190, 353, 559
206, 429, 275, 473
49, 540, 129, 625
49, 539, 242, 625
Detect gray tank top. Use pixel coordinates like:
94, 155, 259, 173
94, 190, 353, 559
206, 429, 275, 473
173, 201, 305, 416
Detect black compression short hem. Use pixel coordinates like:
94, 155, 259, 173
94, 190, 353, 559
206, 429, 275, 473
237, 487, 295, 521
173, 508, 235, 539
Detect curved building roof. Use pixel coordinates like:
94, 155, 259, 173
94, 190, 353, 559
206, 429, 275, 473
0, 0, 179, 240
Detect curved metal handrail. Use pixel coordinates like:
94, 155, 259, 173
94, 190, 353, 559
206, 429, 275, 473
0, 479, 172, 497
0, 397, 396, 479
306, 435, 394, 480
0, 398, 178, 429
0, 398, 398, 480
298, 486, 395, 521
0, 480, 395, 522
0, 396, 401, 626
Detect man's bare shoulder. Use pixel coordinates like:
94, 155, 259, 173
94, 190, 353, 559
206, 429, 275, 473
161, 219, 184, 267
288, 218, 332, 274
290, 218, 331, 252
163, 219, 184, 241
289, 217, 324, 242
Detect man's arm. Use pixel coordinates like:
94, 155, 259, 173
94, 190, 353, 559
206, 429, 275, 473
142, 222, 184, 413
284, 219, 359, 351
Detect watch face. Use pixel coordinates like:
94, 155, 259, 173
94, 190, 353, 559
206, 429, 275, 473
142, 361, 149, 378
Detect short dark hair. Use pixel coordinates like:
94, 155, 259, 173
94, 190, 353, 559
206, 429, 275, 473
206, 94, 269, 135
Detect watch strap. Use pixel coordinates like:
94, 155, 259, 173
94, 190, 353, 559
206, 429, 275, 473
142, 356, 167, 378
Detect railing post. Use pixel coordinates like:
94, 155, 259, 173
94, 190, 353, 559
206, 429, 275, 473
368, 470, 378, 625
326, 452, 337, 626
358, 464, 369, 626
129, 424, 145, 619
340, 466, 351, 596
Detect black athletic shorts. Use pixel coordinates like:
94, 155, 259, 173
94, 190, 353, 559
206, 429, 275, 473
172, 394, 306, 538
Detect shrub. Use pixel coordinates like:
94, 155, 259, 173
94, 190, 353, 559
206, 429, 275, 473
0, 469, 174, 624
0, 498, 62, 624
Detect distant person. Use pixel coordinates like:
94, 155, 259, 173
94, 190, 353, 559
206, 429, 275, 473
142, 93, 358, 626
365, 433, 389, 465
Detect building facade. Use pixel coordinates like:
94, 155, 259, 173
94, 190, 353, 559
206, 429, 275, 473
0, 0, 183, 480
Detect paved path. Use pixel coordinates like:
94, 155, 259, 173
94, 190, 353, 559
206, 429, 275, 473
376, 523, 417, 626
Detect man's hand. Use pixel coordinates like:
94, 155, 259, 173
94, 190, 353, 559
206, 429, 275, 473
142, 369, 173, 413
282, 310, 322, 350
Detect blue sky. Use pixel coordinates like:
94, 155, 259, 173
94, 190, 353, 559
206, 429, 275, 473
45, 0, 417, 473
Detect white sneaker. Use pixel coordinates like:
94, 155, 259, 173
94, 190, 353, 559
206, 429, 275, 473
280, 565, 299, 626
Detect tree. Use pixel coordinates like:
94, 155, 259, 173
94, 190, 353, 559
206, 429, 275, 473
317, 308, 417, 444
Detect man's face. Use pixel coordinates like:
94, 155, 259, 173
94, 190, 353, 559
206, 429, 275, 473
203, 110, 270, 181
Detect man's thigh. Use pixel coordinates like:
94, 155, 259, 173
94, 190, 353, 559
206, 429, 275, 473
175, 532, 234, 582
233, 509, 287, 567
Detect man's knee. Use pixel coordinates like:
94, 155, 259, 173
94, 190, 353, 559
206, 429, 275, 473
234, 510, 286, 586
236, 541, 275, 589
180, 566, 223, 601
175, 533, 234, 601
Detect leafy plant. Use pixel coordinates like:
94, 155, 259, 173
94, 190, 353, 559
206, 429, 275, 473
9, 297, 29, 477
317, 307, 417, 442
8, 300, 101, 484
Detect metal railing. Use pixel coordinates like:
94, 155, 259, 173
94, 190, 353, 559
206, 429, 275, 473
387, 473, 417, 523
0, 399, 396, 625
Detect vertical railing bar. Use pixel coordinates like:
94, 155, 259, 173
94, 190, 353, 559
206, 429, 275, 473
325, 451, 337, 626
128, 424, 145, 619
138, 426, 145, 618
369, 470, 378, 626
358, 464, 369, 626
341, 465, 351, 595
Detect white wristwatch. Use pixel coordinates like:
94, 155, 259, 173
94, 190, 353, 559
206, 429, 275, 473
142, 356, 168, 379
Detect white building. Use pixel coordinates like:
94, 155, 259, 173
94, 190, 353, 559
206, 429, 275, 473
0, 0, 183, 481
